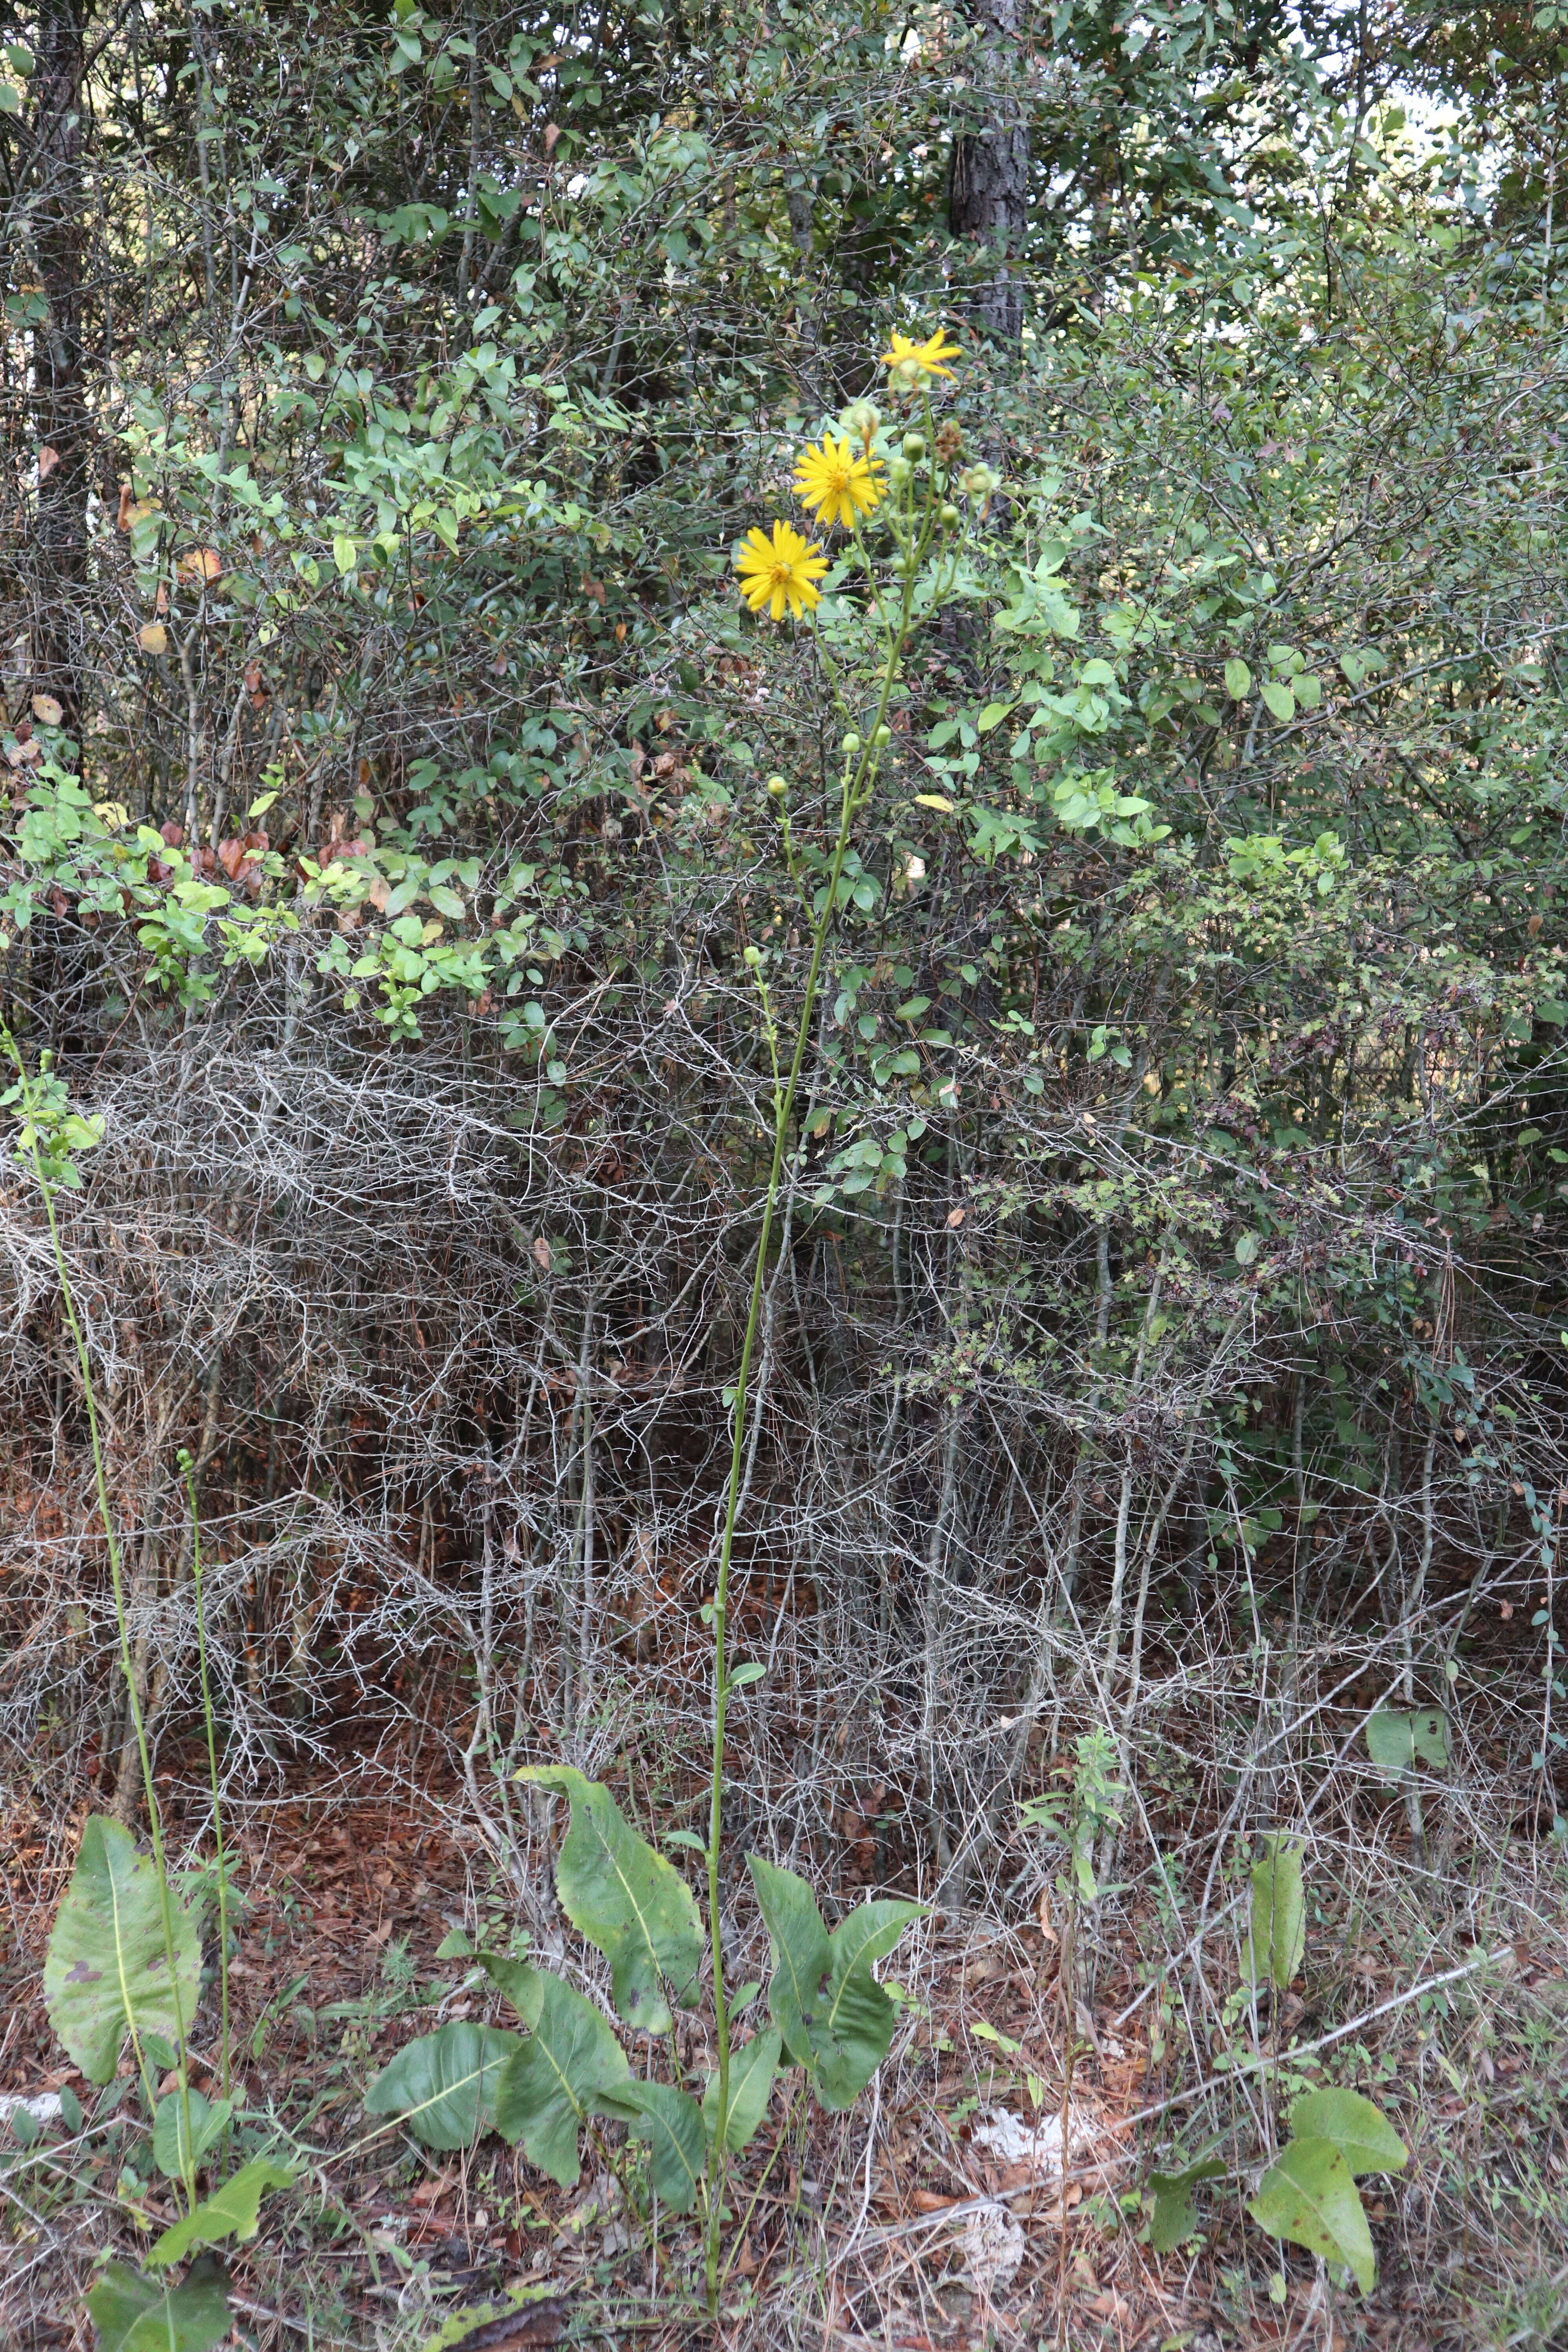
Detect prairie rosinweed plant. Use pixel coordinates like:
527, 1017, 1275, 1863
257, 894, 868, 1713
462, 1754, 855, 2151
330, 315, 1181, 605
24, 334, 975, 2344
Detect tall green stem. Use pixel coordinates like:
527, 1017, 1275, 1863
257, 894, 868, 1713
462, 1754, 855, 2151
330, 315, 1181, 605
702, 532, 929, 2307
182, 1449, 232, 2111
4, 1036, 199, 2207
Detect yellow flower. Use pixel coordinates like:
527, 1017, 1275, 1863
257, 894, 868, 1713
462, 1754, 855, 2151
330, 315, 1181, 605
882, 325, 961, 382
735, 519, 828, 622
793, 433, 886, 530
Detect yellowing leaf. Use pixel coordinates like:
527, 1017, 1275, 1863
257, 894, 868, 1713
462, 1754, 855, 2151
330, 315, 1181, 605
30, 693, 64, 726
914, 793, 953, 812
138, 622, 169, 655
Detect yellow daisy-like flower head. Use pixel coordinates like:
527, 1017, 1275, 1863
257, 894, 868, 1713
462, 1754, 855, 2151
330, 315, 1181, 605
882, 326, 961, 386
793, 433, 886, 531
735, 519, 829, 622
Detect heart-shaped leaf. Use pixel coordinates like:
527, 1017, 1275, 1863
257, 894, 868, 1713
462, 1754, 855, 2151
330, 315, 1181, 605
364, 2023, 522, 2150
1248, 2136, 1376, 2291
1288, 2089, 1406, 2178
44, 1817, 200, 2085
491, 1973, 629, 2186
517, 1766, 703, 2032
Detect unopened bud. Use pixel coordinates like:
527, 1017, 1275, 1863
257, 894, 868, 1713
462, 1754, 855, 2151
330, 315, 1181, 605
902, 431, 926, 460
888, 456, 913, 488
940, 503, 960, 529
766, 774, 789, 797
842, 731, 862, 755
873, 724, 892, 746
840, 397, 880, 442
743, 944, 762, 968
959, 462, 1002, 499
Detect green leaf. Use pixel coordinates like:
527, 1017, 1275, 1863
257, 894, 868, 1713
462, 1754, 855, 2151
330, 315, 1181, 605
1248, 2137, 1376, 2292
363, 2023, 522, 2150
1260, 679, 1296, 722
748, 1853, 829, 2070
476, 1952, 546, 2027
1288, 2091, 1406, 2178
332, 534, 358, 575
152, 2089, 230, 2180
44, 1816, 201, 2084
1245, 1834, 1305, 1991
516, 1766, 703, 2032
748, 1858, 922, 2110
0, 82, 22, 116
1294, 673, 1322, 710
976, 701, 1014, 733
1145, 2158, 1227, 2252
147, 2159, 295, 2269
1365, 1708, 1448, 1775
87, 2257, 232, 2352
702, 2026, 782, 2153
490, 1973, 629, 2186
1224, 658, 1252, 699
602, 2079, 707, 2211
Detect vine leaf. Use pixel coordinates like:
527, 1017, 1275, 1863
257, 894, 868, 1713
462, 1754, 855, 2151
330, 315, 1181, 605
702, 2026, 782, 2154
1244, 1833, 1305, 1991
1248, 2138, 1376, 2291
517, 1766, 703, 2033
44, 1816, 201, 2084
147, 2158, 296, 2269
491, 1973, 630, 2186
600, 2079, 707, 2211
1365, 1709, 1448, 1776
1288, 2089, 1406, 2178
364, 2023, 523, 2150
748, 1857, 922, 2110
87, 2255, 232, 2349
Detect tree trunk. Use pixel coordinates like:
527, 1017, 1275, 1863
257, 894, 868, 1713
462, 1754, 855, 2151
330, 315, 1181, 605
948, 0, 1029, 342
32, 0, 91, 732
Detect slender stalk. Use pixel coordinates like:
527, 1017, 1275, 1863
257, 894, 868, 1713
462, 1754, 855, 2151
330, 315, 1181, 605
3, 1037, 198, 2207
701, 441, 945, 2306
181, 1448, 232, 2110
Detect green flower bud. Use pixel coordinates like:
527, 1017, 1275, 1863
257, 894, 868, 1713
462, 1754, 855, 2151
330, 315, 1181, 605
742, 944, 762, 968
901, 431, 926, 460
940, 503, 961, 529
958, 461, 1002, 499
888, 455, 913, 488
873, 724, 893, 746
766, 774, 789, 797
839, 397, 881, 441
842, 731, 862, 755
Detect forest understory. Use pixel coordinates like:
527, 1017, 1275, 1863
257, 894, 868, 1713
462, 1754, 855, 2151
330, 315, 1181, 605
3, 0, 1567, 2346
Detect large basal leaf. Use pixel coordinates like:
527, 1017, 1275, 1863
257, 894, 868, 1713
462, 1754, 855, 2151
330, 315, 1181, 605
1247, 2136, 1376, 2292
44, 1816, 201, 2084
703, 2026, 782, 2154
517, 1767, 703, 2033
748, 1858, 922, 2110
1145, 2158, 1227, 2253
418, 2284, 571, 2352
147, 2158, 296, 2269
152, 2088, 230, 2181
603, 2079, 707, 2212
1245, 1834, 1305, 1992
476, 1951, 545, 2030
1288, 2089, 1407, 2178
491, 1972, 630, 2187
1365, 1708, 1448, 1776
364, 2022, 522, 2151
86, 2256, 232, 2351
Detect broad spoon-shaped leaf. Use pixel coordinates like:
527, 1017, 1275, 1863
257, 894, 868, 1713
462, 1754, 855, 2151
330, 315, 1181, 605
364, 2022, 523, 2150
749, 1855, 923, 2110
1248, 2137, 1377, 2292
87, 2255, 232, 2350
491, 1973, 630, 2186
44, 1816, 201, 2085
517, 1766, 702, 2032
147, 2157, 296, 2268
